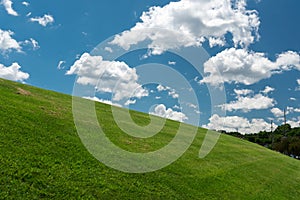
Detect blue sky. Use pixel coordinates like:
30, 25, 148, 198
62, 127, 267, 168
0, 0, 299, 134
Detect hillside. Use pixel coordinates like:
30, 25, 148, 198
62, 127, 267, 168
0, 78, 300, 199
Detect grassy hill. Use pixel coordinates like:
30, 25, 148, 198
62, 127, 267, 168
0, 78, 300, 199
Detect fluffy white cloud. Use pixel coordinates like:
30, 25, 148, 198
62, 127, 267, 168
150, 104, 188, 122
66, 53, 148, 101
201, 48, 300, 86
297, 79, 300, 85
111, 0, 260, 54
294, 108, 300, 113
287, 118, 300, 128
261, 86, 275, 94
22, 1, 29, 7
286, 107, 300, 114
83, 96, 122, 107
271, 108, 284, 118
203, 114, 272, 134
234, 89, 253, 96
30, 14, 54, 27
1, 0, 18, 16
22, 38, 39, 50
157, 84, 179, 99
168, 61, 176, 65
0, 29, 21, 52
187, 103, 197, 109
220, 94, 275, 113
125, 99, 137, 106
271, 107, 300, 118
0, 62, 29, 82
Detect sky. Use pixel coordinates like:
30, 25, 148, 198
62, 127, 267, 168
0, 0, 299, 134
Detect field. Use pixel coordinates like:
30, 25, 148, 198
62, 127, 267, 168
0, 78, 300, 199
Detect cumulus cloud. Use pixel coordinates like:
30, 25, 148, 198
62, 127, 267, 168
234, 89, 253, 96
203, 114, 272, 134
30, 14, 54, 27
83, 96, 122, 107
22, 1, 29, 7
1, 0, 18, 16
271, 108, 284, 118
22, 38, 39, 50
296, 79, 300, 91
157, 84, 179, 99
0, 62, 29, 82
294, 108, 300, 113
66, 53, 148, 101
287, 118, 300, 128
168, 61, 176, 65
111, 0, 260, 54
150, 104, 188, 122
271, 107, 300, 118
220, 93, 275, 113
287, 107, 300, 114
125, 99, 137, 106
0, 29, 21, 52
201, 48, 300, 86
261, 86, 275, 94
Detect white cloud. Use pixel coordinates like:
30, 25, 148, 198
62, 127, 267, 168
220, 93, 275, 113
168, 61, 176, 65
187, 103, 197, 109
294, 108, 300, 113
287, 118, 300, 128
66, 53, 148, 101
22, 1, 29, 6
125, 99, 137, 106
296, 79, 300, 91
0, 62, 29, 82
30, 14, 54, 27
83, 96, 122, 107
201, 48, 300, 86
57, 61, 66, 70
104, 47, 113, 53
234, 89, 253, 96
22, 1, 30, 7
286, 107, 300, 114
208, 37, 226, 48
203, 114, 273, 134
1, 0, 18, 16
290, 97, 296, 101
270, 107, 300, 118
173, 105, 181, 110
0, 29, 21, 52
261, 86, 275, 94
111, 0, 260, 54
271, 108, 284, 118
150, 104, 188, 122
157, 84, 179, 99
22, 38, 39, 50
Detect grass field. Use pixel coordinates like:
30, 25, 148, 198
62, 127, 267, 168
0, 78, 300, 199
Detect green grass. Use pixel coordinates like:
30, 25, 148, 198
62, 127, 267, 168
0, 78, 300, 199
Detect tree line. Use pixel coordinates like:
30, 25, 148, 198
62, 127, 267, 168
221, 124, 300, 159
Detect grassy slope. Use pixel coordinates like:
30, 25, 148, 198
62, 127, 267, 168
0, 78, 299, 199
